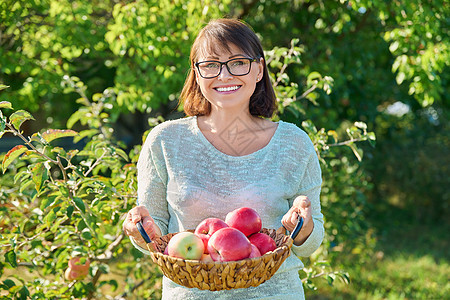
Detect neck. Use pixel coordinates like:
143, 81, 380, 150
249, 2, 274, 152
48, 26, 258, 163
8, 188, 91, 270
200, 107, 262, 134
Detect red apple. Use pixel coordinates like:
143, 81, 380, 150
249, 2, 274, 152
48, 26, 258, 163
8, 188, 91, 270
196, 234, 210, 253
65, 257, 90, 280
167, 232, 204, 260
68, 257, 90, 272
194, 218, 229, 254
65, 267, 78, 281
248, 233, 277, 255
200, 253, 214, 263
248, 244, 261, 258
207, 227, 252, 262
225, 207, 262, 237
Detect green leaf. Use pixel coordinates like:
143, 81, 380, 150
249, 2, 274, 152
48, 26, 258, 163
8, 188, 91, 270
73, 197, 86, 213
354, 121, 367, 130
31, 162, 48, 192
41, 129, 78, 143
18, 285, 30, 300
81, 231, 92, 240
0, 101, 13, 109
66, 110, 85, 129
14, 170, 31, 185
2, 145, 28, 173
44, 209, 57, 225
19, 179, 35, 193
1, 279, 16, 289
77, 219, 87, 231
301, 120, 318, 134
66, 205, 74, 218
58, 186, 70, 198
40, 196, 57, 211
0, 85, 9, 91
367, 132, 376, 147
326, 274, 335, 286
5, 250, 17, 268
114, 148, 129, 161
0, 116, 6, 133
9, 110, 35, 131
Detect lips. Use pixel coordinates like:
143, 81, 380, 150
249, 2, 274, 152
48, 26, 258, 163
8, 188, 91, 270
214, 85, 241, 92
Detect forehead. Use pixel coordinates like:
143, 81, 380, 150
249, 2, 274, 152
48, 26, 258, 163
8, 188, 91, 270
197, 40, 248, 60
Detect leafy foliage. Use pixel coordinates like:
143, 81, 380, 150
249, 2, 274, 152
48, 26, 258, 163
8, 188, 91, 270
0, 0, 446, 298
0, 91, 163, 298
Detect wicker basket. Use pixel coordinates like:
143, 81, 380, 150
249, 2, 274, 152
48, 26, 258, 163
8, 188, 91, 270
137, 226, 296, 291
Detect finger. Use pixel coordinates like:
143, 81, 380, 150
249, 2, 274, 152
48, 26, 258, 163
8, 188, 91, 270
300, 197, 311, 209
281, 215, 292, 232
130, 205, 150, 223
290, 211, 299, 224
293, 196, 310, 209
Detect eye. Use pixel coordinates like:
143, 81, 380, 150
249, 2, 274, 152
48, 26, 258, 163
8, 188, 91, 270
229, 59, 247, 67
202, 62, 220, 69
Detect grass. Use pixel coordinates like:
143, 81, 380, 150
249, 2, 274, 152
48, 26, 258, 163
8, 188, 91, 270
305, 208, 450, 300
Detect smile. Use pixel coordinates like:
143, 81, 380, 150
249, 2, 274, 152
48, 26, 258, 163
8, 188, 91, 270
214, 85, 241, 92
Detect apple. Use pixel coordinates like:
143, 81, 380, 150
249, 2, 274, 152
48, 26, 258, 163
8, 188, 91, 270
68, 257, 90, 272
200, 253, 214, 263
248, 244, 261, 258
194, 218, 229, 253
65, 257, 90, 280
225, 207, 262, 237
248, 233, 277, 255
207, 227, 252, 262
167, 231, 204, 260
65, 267, 78, 281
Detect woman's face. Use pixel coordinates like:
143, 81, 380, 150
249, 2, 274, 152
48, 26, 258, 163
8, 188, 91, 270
194, 43, 263, 114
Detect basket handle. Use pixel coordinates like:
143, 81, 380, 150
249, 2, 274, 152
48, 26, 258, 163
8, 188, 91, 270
290, 215, 303, 240
136, 220, 157, 252
136, 220, 151, 243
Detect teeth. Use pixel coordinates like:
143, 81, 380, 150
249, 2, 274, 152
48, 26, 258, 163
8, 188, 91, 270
216, 86, 240, 92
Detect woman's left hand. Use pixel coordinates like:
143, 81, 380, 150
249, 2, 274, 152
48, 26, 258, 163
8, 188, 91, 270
281, 195, 314, 246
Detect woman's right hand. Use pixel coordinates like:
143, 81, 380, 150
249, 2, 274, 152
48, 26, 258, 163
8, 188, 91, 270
123, 205, 162, 250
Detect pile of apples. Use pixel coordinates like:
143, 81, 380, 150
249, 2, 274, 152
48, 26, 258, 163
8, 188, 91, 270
164, 207, 277, 262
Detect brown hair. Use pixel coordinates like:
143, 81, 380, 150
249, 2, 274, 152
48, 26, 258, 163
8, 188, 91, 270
179, 19, 277, 118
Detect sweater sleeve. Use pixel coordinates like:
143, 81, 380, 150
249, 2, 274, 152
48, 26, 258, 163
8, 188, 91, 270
136, 128, 170, 238
289, 148, 324, 258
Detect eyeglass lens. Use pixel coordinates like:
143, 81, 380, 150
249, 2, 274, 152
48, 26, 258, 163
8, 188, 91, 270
197, 58, 252, 78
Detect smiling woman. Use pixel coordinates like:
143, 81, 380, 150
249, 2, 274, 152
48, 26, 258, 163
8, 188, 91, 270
181, 19, 276, 118
122, 18, 324, 300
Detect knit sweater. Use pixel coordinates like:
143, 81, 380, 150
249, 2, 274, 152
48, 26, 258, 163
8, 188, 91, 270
133, 116, 324, 299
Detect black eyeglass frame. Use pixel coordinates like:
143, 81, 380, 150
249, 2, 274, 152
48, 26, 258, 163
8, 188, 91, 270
194, 57, 259, 79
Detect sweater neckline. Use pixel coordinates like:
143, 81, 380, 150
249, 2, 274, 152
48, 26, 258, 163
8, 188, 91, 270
191, 116, 282, 160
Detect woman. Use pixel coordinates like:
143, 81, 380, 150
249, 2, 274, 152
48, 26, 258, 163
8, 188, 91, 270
123, 18, 324, 299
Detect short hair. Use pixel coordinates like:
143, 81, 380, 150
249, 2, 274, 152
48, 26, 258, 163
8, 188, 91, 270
179, 19, 277, 118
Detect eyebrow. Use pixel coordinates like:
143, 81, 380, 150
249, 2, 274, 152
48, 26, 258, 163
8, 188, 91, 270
205, 53, 248, 60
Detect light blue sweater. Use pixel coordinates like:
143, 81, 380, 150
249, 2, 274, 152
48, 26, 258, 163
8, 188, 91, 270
133, 116, 324, 299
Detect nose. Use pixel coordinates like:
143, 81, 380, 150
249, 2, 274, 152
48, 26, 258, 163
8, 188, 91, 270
217, 64, 233, 81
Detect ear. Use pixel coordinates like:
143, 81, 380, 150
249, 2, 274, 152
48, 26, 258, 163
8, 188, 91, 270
257, 57, 264, 82
194, 68, 200, 85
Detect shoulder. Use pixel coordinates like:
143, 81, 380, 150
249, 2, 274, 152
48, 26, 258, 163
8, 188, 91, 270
278, 120, 315, 153
144, 116, 195, 144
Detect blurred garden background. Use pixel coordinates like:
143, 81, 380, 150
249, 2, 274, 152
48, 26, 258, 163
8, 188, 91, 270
0, 0, 448, 299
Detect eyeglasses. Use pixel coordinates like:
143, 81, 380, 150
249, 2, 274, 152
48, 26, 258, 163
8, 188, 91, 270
195, 57, 259, 79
